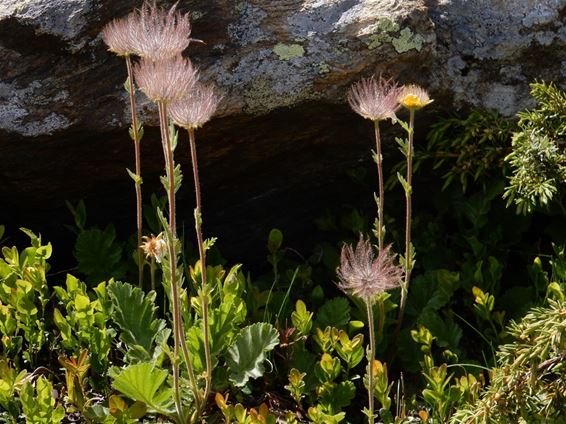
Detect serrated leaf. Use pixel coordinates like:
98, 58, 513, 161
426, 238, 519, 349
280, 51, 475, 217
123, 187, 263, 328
418, 311, 462, 349
319, 380, 356, 414
108, 281, 165, 362
111, 363, 174, 415
314, 298, 350, 330
227, 323, 279, 387
74, 226, 125, 283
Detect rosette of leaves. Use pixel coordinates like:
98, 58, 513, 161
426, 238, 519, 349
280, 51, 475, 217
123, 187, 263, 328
503, 81, 566, 214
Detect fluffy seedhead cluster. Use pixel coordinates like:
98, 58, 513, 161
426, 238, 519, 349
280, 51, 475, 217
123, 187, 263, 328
348, 76, 402, 122
337, 236, 403, 302
101, 1, 191, 60
101, 17, 137, 57
134, 56, 198, 104
170, 83, 221, 129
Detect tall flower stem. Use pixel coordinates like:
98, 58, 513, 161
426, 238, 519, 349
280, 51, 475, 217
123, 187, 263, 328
159, 102, 202, 421
157, 101, 184, 423
398, 109, 415, 331
125, 55, 144, 288
366, 300, 376, 424
188, 127, 213, 414
373, 120, 385, 252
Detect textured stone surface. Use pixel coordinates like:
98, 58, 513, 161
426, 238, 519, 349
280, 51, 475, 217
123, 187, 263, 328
0, 0, 565, 262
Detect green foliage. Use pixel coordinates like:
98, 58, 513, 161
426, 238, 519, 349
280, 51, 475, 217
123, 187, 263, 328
314, 297, 351, 330
53, 275, 115, 373
108, 281, 166, 362
110, 363, 174, 416
74, 225, 126, 283
58, 350, 90, 413
504, 81, 566, 214
415, 110, 514, 191
226, 322, 279, 387
186, 263, 249, 380
215, 393, 277, 424
20, 377, 65, 424
85, 395, 147, 423
0, 228, 51, 363
0, 358, 27, 420
451, 297, 566, 423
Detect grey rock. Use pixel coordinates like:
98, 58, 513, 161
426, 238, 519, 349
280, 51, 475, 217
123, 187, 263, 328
0, 0, 564, 260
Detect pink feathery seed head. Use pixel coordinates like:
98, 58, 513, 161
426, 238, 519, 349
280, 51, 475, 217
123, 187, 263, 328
131, 0, 192, 61
348, 75, 401, 122
134, 55, 198, 104
337, 236, 404, 302
169, 83, 221, 130
101, 14, 138, 56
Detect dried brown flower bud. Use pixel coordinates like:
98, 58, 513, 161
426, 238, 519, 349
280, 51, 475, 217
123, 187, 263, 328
134, 56, 198, 104
348, 76, 401, 122
169, 83, 221, 130
399, 84, 433, 110
337, 236, 403, 302
141, 233, 167, 263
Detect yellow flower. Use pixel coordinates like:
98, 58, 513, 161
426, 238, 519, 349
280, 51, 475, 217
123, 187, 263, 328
399, 84, 433, 110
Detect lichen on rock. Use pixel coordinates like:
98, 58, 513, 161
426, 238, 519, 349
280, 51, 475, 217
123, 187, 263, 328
273, 43, 305, 60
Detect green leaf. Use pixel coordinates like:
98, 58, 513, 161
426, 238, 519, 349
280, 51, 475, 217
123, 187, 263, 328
319, 380, 356, 414
66, 200, 87, 232
267, 228, 283, 254
20, 377, 65, 424
74, 226, 125, 283
111, 363, 174, 415
419, 311, 463, 349
227, 323, 279, 387
108, 281, 166, 362
397, 172, 412, 194
314, 298, 350, 330
126, 168, 142, 186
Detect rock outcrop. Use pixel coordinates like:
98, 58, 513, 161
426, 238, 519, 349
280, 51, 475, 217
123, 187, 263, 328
0, 0, 564, 261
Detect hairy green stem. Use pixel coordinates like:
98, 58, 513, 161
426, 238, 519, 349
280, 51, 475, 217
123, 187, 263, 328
188, 128, 212, 416
367, 300, 376, 424
398, 109, 415, 331
374, 120, 385, 251
125, 55, 144, 289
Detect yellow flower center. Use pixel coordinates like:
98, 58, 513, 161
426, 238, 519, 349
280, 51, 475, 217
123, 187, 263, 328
400, 94, 425, 109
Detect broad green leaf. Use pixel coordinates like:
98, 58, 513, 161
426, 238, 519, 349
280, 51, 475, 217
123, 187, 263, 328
20, 377, 65, 424
111, 363, 173, 415
314, 298, 350, 330
227, 323, 279, 387
108, 281, 165, 362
